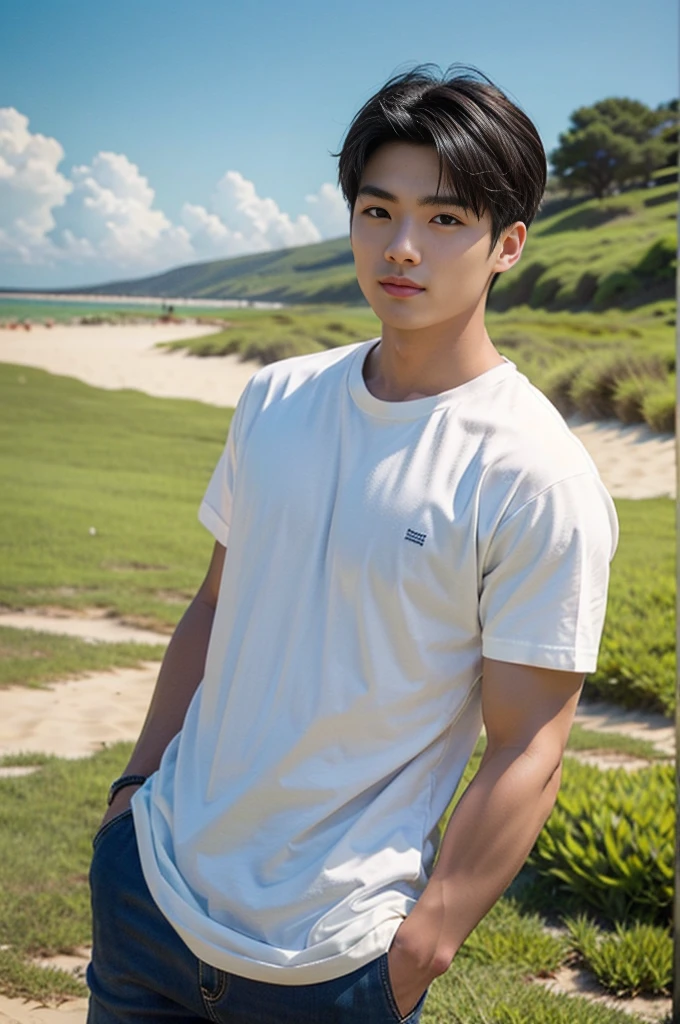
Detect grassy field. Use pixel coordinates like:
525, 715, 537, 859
0, 362, 225, 629
1, 361, 674, 714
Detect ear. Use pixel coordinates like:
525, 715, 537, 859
494, 221, 526, 275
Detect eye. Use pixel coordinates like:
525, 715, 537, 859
361, 207, 460, 226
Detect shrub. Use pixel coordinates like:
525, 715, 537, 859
539, 358, 584, 416
642, 377, 675, 433
635, 236, 677, 281
611, 374, 649, 423
593, 271, 638, 309
564, 913, 672, 997
529, 760, 673, 927
240, 334, 323, 364
573, 271, 600, 306
569, 351, 667, 419
530, 275, 561, 308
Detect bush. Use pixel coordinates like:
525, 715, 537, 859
240, 334, 323, 364
530, 275, 561, 308
573, 271, 600, 306
529, 760, 673, 927
635, 235, 677, 281
539, 358, 585, 416
569, 351, 667, 419
611, 374, 650, 423
564, 913, 672, 997
593, 271, 638, 309
642, 377, 675, 433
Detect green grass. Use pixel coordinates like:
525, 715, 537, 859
0, 744, 662, 1020
564, 723, 666, 761
422, 960, 646, 1023
0, 362, 225, 628
0, 626, 165, 688
158, 305, 380, 364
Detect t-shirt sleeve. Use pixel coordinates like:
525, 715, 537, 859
478, 472, 619, 673
198, 381, 252, 546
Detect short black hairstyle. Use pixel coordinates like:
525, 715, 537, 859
332, 62, 547, 300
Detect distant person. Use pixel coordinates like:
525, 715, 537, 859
86, 63, 619, 1023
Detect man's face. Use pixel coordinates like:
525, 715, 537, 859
349, 141, 523, 330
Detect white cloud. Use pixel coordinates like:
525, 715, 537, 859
212, 170, 322, 250
0, 107, 72, 264
51, 151, 193, 267
0, 107, 348, 286
304, 182, 349, 238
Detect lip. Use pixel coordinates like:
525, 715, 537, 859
380, 281, 425, 298
379, 276, 425, 289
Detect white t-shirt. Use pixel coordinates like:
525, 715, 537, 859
131, 337, 619, 984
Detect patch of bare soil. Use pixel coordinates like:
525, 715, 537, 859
533, 963, 671, 1023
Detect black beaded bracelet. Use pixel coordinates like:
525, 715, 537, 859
107, 774, 148, 806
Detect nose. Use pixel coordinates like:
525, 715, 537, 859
383, 219, 421, 265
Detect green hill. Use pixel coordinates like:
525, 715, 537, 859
62, 166, 677, 313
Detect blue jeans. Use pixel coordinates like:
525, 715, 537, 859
86, 808, 429, 1023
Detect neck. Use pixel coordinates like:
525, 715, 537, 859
364, 307, 504, 403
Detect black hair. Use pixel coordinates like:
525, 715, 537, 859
331, 62, 547, 300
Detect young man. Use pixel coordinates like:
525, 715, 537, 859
87, 64, 619, 1023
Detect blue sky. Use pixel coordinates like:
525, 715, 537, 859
0, 0, 676, 289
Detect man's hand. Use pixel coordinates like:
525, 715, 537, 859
386, 888, 451, 1017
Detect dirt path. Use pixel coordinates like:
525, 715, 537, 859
1, 611, 674, 766
0, 610, 169, 646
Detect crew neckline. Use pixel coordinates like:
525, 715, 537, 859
347, 337, 517, 421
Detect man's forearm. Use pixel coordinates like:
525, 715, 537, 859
395, 744, 562, 975
122, 592, 216, 778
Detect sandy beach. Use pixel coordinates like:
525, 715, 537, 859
0, 321, 260, 409
0, 321, 675, 498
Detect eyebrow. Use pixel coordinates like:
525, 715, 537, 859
356, 184, 470, 211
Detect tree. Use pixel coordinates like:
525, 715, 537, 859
549, 97, 678, 198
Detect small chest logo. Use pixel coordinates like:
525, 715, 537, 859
405, 528, 427, 547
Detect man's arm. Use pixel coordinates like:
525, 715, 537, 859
99, 540, 226, 822
386, 656, 585, 1016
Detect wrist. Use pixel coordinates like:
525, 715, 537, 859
108, 783, 143, 813
107, 773, 148, 806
